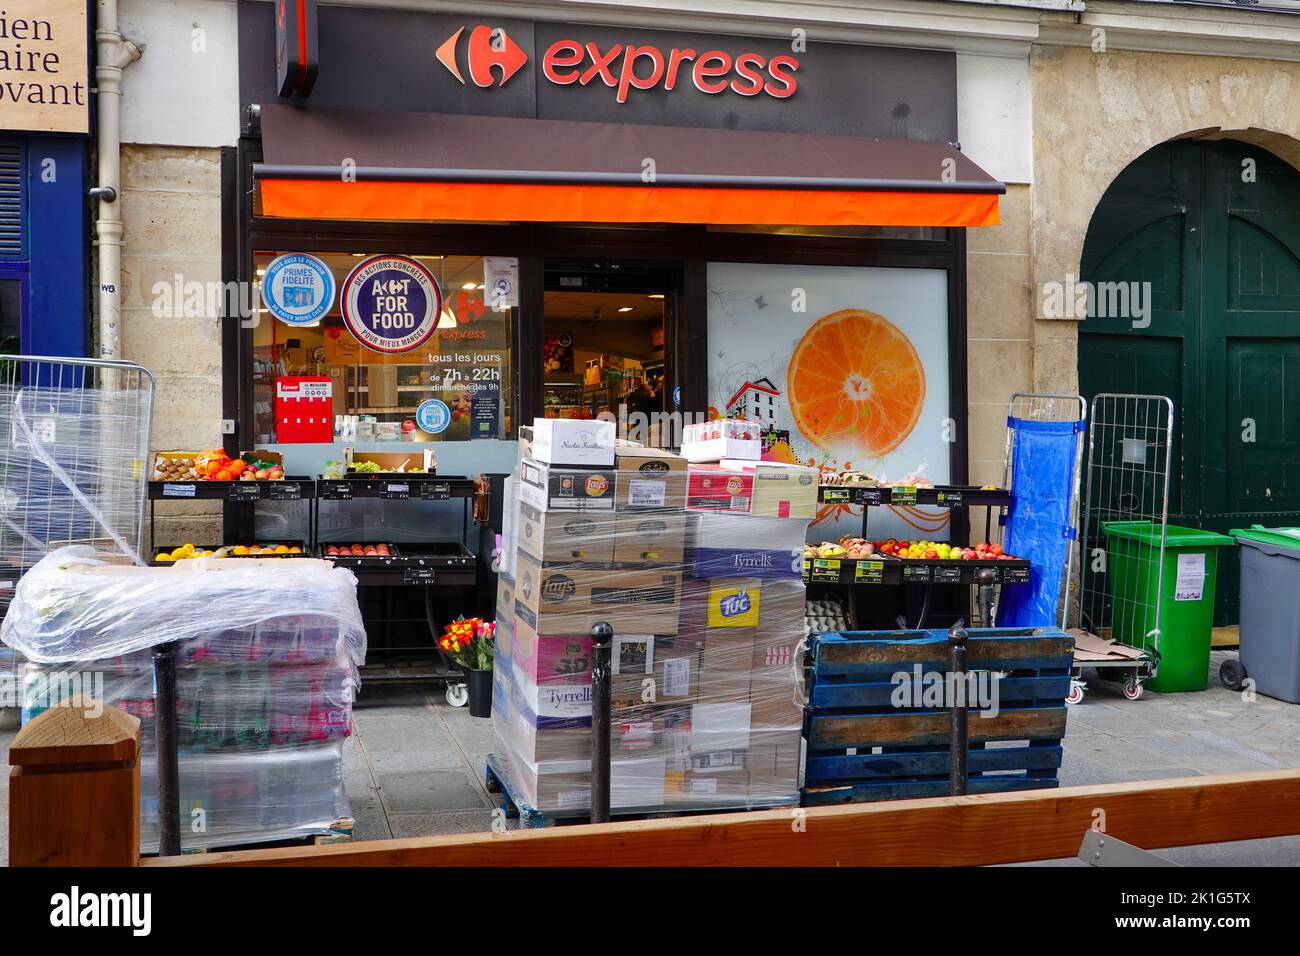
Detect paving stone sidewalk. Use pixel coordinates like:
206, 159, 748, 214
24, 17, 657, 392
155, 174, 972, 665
3, 649, 1299, 865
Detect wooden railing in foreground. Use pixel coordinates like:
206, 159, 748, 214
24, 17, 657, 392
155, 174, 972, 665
12, 705, 1300, 867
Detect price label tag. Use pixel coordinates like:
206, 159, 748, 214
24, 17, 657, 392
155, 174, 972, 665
853, 560, 884, 585
933, 564, 963, 583
162, 483, 196, 498
227, 483, 262, 501
382, 482, 410, 500
810, 558, 841, 583
403, 567, 435, 585
322, 482, 353, 500
801, 560, 810, 583
935, 490, 963, 508
269, 482, 303, 500
419, 482, 452, 500
902, 563, 931, 583
856, 487, 884, 505
821, 487, 850, 504
891, 486, 918, 506
1003, 565, 1031, 584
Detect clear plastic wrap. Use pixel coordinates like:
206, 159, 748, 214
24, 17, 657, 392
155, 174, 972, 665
492, 442, 811, 814
4, 548, 366, 851
1, 546, 367, 665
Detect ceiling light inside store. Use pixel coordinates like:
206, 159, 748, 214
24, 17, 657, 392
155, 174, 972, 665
648, 294, 664, 299
462, 282, 476, 290
618, 307, 634, 312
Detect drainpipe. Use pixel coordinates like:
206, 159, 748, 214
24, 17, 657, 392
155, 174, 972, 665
92, 0, 142, 360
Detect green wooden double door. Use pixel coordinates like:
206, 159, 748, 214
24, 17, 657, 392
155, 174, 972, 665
1080, 139, 1300, 625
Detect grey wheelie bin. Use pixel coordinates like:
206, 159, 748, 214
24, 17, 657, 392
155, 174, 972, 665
1223, 526, 1300, 702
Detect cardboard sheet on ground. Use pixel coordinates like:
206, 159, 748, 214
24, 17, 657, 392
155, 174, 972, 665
1068, 627, 1147, 663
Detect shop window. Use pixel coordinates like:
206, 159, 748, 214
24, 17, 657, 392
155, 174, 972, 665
251, 252, 514, 445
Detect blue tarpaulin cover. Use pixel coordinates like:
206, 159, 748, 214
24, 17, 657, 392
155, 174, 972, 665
995, 418, 1082, 628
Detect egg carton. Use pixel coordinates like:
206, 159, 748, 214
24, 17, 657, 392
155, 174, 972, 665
804, 595, 851, 638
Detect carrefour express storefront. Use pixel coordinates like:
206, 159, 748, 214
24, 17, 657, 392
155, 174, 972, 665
230, 1, 1001, 549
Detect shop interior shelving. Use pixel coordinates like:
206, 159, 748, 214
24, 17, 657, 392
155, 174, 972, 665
807, 482, 1022, 630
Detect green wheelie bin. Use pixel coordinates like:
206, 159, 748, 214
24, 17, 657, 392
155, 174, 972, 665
1101, 521, 1235, 693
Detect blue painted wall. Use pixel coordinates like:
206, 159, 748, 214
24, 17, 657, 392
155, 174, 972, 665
24, 137, 90, 357
0, 136, 90, 357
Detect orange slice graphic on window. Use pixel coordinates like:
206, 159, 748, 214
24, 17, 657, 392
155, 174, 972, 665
787, 308, 925, 458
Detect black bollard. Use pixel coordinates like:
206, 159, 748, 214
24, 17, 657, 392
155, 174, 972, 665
590, 621, 613, 824
153, 641, 182, 855
977, 567, 999, 627
948, 619, 969, 797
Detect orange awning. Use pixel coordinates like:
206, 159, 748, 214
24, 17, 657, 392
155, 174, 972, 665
260, 179, 999, 228
255, 106, 1003, 228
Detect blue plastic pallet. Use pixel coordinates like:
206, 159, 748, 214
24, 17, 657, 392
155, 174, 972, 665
802, 626, 1074, 806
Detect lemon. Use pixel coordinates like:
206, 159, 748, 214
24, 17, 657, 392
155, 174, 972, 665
232, 545, 249, 556
155, 553, 175, 562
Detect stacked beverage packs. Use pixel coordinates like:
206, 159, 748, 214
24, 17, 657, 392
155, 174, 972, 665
2, 548, 367, 852
491, 425, 813, 814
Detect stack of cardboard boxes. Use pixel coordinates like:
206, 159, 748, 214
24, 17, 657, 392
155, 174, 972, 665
491, 419, 816, 813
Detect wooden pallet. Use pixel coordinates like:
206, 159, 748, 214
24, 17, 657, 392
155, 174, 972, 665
484, 754, 797, 828
802, 627, 1074, 805
167, 819, 355, 855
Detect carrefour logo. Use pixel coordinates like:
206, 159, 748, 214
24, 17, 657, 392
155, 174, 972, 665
436, 26, 528, 88
436, 26, 800, 103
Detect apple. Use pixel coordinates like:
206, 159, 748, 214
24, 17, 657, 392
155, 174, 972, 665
924, 549, 939, 559
989, 544, 1004, 556
255, 469, 270, 480
976, 542, 990, 552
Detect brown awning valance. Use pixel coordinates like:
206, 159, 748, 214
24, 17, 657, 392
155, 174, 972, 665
254, 105, 1004, 228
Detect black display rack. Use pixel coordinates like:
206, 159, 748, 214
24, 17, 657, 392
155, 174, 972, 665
146, 473, 482, 692
314, 473, 479, 689
807, 483, 1025, 630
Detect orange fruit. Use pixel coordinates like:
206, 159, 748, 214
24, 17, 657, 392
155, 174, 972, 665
229, 460, 247, 476
787, 309, 925, 459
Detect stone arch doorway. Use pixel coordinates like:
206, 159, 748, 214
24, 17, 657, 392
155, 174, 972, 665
1079, 136, 1300, 625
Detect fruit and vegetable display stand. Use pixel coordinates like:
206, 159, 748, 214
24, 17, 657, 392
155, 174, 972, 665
802, 625, 1074, 804
146, 453, 481, 697
148, 449, 315, 561
804, 482, 1026, 631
